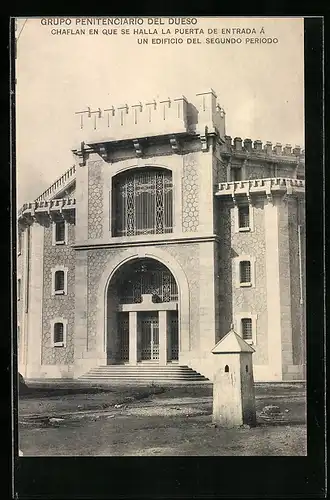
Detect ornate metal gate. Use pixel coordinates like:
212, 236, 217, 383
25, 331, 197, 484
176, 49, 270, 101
113, 169, 173, 237
118, 313, 129, 362
169, 311, 179, 361
140, 312, 159, 361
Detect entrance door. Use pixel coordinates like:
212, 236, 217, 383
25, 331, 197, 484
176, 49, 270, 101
140, 312, 159, 361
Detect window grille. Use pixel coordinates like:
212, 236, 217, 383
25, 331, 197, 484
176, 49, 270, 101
113, 169, 173, 236
169, 311, 179, 360
54, 322, 64, 344
118, 260, 178, 304
55, 271, 65, 292
55, 221, 65, 243
238, 206, 250, 228
241, 318, 253, 341
240, 261, 251, 284
118, 314, 129, 361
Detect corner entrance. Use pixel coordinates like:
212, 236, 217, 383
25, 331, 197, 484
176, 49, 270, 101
107, 258, 180, 365
140, 312, 159, 361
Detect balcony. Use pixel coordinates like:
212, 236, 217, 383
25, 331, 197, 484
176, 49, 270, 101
215, 177, 305, 201
18, 198, 76, 221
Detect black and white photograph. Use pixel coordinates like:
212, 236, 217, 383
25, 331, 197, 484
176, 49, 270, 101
14, 16, 309, 460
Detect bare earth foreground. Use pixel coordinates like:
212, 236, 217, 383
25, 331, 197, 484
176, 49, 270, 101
18, 383, 306, 456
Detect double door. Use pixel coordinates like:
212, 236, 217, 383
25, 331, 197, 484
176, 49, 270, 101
140, 312, 159, 361
117, 310, 178, 363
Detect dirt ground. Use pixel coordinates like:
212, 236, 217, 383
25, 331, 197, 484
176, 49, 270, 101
18, 383, 306, 456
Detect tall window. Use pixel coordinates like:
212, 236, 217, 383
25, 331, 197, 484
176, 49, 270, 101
239, 261, 251, 285
52, 267, 68, 296
54, 322, 64, 344
113, 168, 173, 237
55, 221, 65, 243
54, 270, 65, 294
51, 318, 67, 347
17, 279, 21, 301
241, 318, 253, 341
238, 205, 250, 229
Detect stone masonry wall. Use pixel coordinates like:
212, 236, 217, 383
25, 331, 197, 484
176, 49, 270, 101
182, 154, 199, 232
87, 248, 121, 352
277, 199, 294, 371
231, 199, 268, 365
217, 199, 268, 365
41, 221, 75, 365
88, 160, 104, 239
245, 164, 272, 179
86, 243, 200, 353
217, 202, 234, 339
288, 198, 303, 365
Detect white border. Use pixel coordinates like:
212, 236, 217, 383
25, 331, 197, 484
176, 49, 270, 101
17, 275, 22, 301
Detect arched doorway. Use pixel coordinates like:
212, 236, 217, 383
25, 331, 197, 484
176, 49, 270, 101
106, 258, 179, 365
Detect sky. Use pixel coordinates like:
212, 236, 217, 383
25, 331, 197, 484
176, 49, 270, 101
15, 16, 304, 208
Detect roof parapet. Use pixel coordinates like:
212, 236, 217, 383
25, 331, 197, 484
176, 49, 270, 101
73, 90, 227, 146
223, 136, 304, 158
74, 96, 190, 145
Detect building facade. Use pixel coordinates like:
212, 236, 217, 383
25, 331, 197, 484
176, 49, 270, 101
17, 89, 306, 382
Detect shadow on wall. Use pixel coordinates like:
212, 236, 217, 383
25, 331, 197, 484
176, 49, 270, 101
186, 103, 198, 132
217, 199, 235, 342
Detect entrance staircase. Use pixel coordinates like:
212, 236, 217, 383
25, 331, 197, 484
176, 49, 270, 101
78, 364, 210, 385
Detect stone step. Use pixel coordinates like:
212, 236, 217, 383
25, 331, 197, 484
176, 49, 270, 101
80, 366, 202, 371
84, 373, 205, 377
85, 368, 199, 373
80, 373, 205, 380
79, 364, 209, 383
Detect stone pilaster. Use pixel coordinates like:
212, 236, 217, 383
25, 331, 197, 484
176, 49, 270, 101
19, 227, 29, 374
25, 223, 44, 378
158, 310, 167, 365
75, 160, 89, 242
129, 311, 137, 365
264, 198, 283, 380
74, 250, 88, 365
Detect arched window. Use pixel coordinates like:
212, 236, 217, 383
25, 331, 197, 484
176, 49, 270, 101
113, 168, 173, 236
115, 259, 178, 304
52, 266, 68, 296
51, 318, 67, 347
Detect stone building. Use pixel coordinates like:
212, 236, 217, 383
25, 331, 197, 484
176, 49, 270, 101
17, 89, 306, 382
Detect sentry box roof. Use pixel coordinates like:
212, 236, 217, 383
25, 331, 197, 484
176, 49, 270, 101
211, 329, 255, 354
